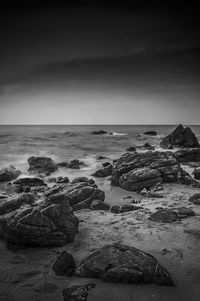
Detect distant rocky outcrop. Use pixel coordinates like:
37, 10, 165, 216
160, 124, 199, 149
28, 156, 57, 175
0, 165, 21, 182
144, 131, 157, 136
91, 130, 108, 135
92, 163, 113, 177
76, 243, 174, 286
111, 151, 198, 192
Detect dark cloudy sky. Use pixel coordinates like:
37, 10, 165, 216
0, 1, 200, 124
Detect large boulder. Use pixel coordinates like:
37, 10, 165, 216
0, 193, 79, 247
111, 151, 197, 191
160, 124, 199, 149
0, 165, 21, 182
92, 163, 113, 177
0, 194, 35, 215
76, 243, 174, 286
28, 156, 57, 175
174, 148, 200, 162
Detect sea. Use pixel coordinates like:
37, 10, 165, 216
0, 125, 200, 178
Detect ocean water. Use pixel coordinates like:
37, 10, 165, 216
0, 125, 200, 174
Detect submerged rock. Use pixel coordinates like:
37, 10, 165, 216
92, 163, 113, 177
110, 204, 141, 213
28, 156, 57, 175
0, 193, 35, 215
160, 124, 199, 149
144, 131, 157, 136
174, 148, 200, 162
76, 243, 174, 286
63, 283, 96, 301
0, 165, 21, 182
52, 251, 75, 276
149, 207, 195, 223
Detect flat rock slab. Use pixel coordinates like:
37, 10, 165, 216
110, 204, 141, 214
149, 207, 195, 223
76, 243, 174, 286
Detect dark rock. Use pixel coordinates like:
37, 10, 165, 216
126, 146, 136, 152
149, 207, 195, 223
193, 168, 200, 180
24, 186, 31, 193
71, 177, 95, 185
76, 243, 174, 286
90, 200, 110, 210
0, 165, 21, 182
91, 130, 107, 135
28, 156, 57, 175
92, 163, 113, 177
188, 193, 200, 205
57, 162, 68, 168
137, 143, 155, 150
13, 177, 46, 187
0, 193, 35, 215
68, 159, 85, 169
96, 155, 108, 160
174, 148, 200, 162
62, 283, 96, 301
45, 186, 63, 197
110, 204, 141, 213
102, 162, 111, 167
160, 124, 199, 149
52, 251, 75, 276
144, 131, 157, 136
57, 176, 69, 184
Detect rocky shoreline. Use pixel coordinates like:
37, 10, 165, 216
0, 124, 200, 301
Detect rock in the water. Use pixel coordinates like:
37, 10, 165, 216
0, 193, 35, 215
0, 165, 21, 182
52, 251, 75, 276
126, 146, 136, 152
92, 163, 113, 177
193, 168, 200, 180
149, 207, 195, 223
144, 131, 157, 136
13, 177, 46, 187
0, 193, 79, 247
68, 159, 85, 169
111, 151, 198, 191
28, 156, 57, 175
71, 177, 95, 185
160, 124, 199, 149
34, 281, 58, 294
188, 193, 200, 205
90, 200, 110, 210
110, 204, 141, 213
76, 243, 174, 286
91, 130, 107, 135
137, 143, 155, 150
174, 148, 200, 162
63, 283, 96, 301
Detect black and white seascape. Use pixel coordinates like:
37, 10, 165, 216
0, 1, 200, 301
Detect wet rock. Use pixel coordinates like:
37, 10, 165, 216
174, 148, 200, 162
63, 283, 96, 301
45, 185, 63, 197
90, 200, 110, 210
91, 130, 107, 135
96, 155, 108, 160
188, 193, 200, 205
92, 163, 113, 177
0, 193, 35, 215
28, 156, 57, 175
68, 159, 85, 169
57, 162, 69, 168
126, 146, 136, 152
56, 176, 69, 183
0, 165, 21, 182
76, 243, 174, 286
52, 251, 75, 276
144, 131, 157, 136
110, 204, 141, 213
13, 177, 46, 187
71, 177, 95, 185
160, 124, 199, 149
149, 207, 195, 223
193, 168, 200, 180
137, 143, 155, 150
140, 188, 163, 198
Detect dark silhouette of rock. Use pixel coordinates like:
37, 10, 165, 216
28, 156, 57, 175
68, 159, 85, 169
193, 168, 200, 180
52, 251, 75, 276
91, 130, 107, 135
188, 193, 200, 205
111, 151, 198, 191
0, 165, 21, 182
63, 283, 96, 301
160, 124, 199, 149
149, 207, 195, 223
174, 148, 200, 162
90, 200, 110, 210
0, 193, 35, 215
137, 143, 155, 150
126, 146, 136, 152
0, 193, 79, 247
144, 131, 157, 136
76, 243, 174, 286
71, 177, 95, 185
13, 177, 46, 187
57, 162, 69, 168
92, 163, 113, 177
96, 155, 108, 160
110, 204, 141, 213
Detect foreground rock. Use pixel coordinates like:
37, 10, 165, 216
174, 148, 200, 162
0, 193, 79, 247
111, 151, 198, 191
76, 243, 174, 286
28, 156, 57, 175
13, 177, 46, 187
63, 283, 96, 301
92, 163, 113, 177
0, 165, 21, 182
160, 124, 199, 149
188, 193, 200, 205
52, 251, 75, 276
0, 194, 35, 215
149, 207, 195, 223
144, 131, 157, 136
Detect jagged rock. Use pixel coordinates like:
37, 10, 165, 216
28, 156, 57, 175
91, 130, 107, 135
160, 124, 199, 149
0, 194, 35, 215
76, 243, 174, 286
193, 168, 200, 180
111, 151, 198, 191
63, 283, 96, 301
126, 146, 136, 152
13, 177, 46, 187
149, 207, 195, 223
0, 165, 21, 182
0, 193, 79, 247
90, 200, 110, 210
110, 204, 141, 213
52, 251, 75, 276
188, 193, 200, 205
92, 163, 113, 177
174, 148, 200, 162
144, 131, 157, 136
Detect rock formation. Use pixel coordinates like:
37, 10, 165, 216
0, 165, 21, 182
28, 156, 57, 175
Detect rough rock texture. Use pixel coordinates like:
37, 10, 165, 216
76, 243, 174, 286
52, 251, 75, 276
174, 148, 200, 162
90, 200, 110, 210
188, 193, 200, 205
62, 283, 96, 301
13, 177, 46, 187
160, 124, 199, 149
0, 193, 79, 247
111, 151, 197, 191
149, 207, 195, 223
126, 146, 136, 152
28, 156, 57, 175
0, 165, 21, 182
193, 168, 200, 180
110, 204, 141, 214
71, 177, 95, 185
92, 163, 113, 177
137, 143, 155, 150
0, 194, 35, 215
144, 131, 157, 136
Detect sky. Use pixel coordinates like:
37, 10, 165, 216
0, 1, 200, 124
